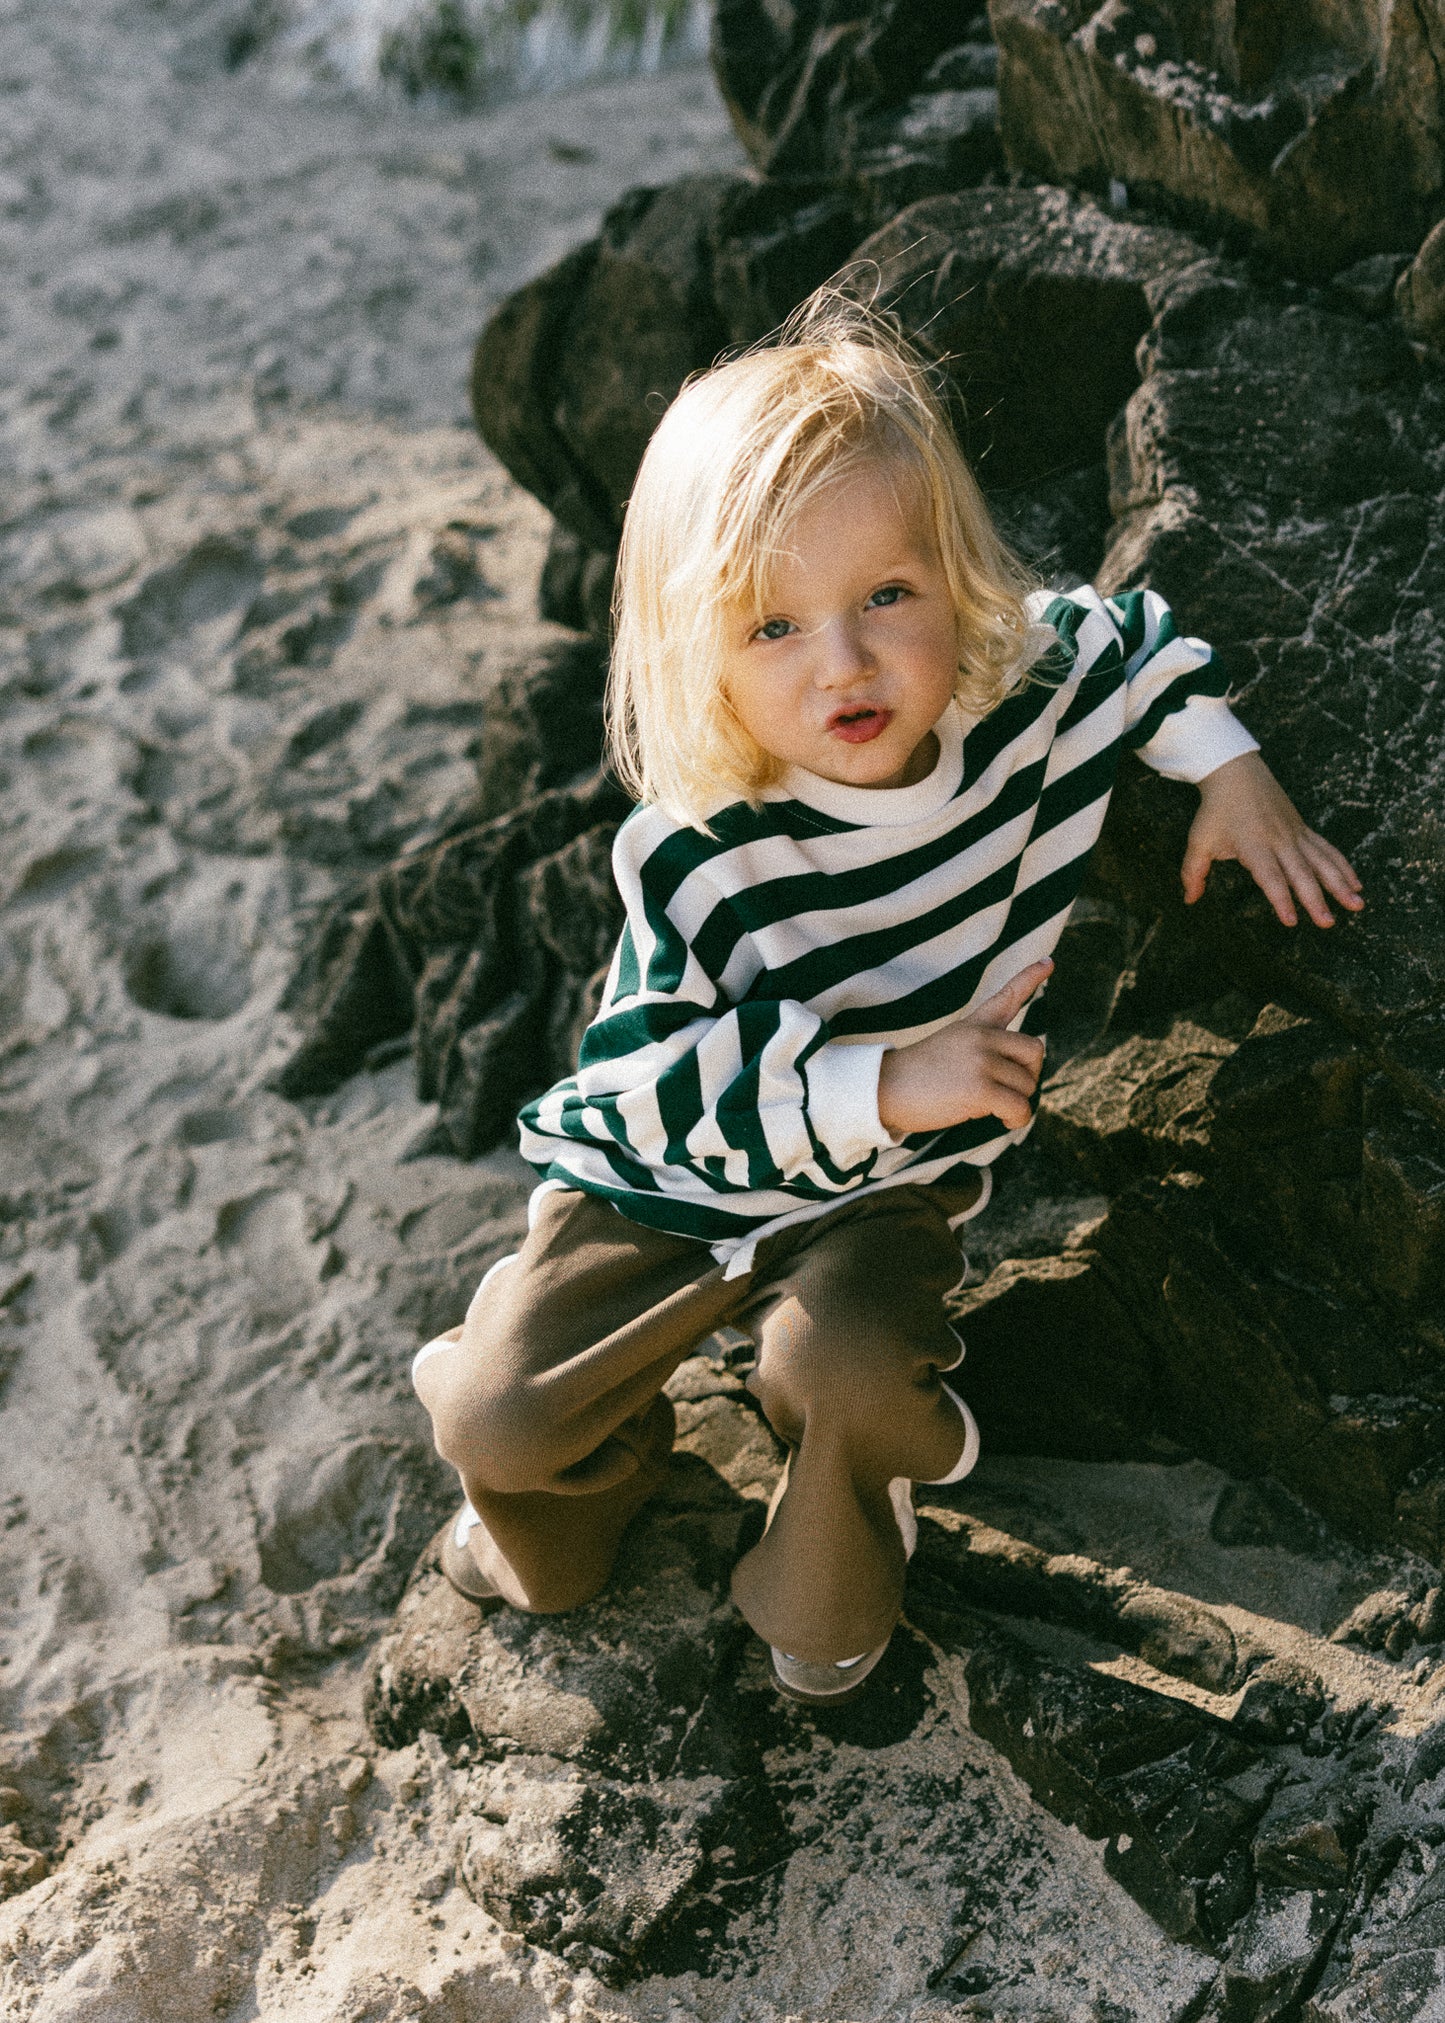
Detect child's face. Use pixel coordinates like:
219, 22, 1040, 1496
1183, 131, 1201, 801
721, 461, 960, 793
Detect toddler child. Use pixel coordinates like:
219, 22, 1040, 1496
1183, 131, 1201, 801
413, 296, 1362, 1705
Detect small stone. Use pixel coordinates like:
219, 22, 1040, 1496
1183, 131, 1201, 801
335, 1755, 373, 1799
0, 1824, 47, 1900
1395, 219, 1445, 349
1331, 252, 1411, 317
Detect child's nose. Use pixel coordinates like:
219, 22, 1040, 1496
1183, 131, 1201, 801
814, 618, 874, 686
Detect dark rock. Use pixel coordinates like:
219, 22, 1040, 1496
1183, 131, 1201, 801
1303, 1836, 1445, 2023
913, 1507, 1253, 1694
1232, 1660, 1327, 1745
851, 185, 1201, 496
274, 769, 628, 1155
471, 174, 867, 556
1038, 1018, 1237, 1189
1096, 266, 1445, 1137
1398, 1470, 1445, 1568
1210, 1479, 1331, 1557
709, 0, 982, 177
458, 1766, 723, 1971
985, 458, 1114, 586
1328, 1585, 1431, 1657
1360, 1079, 1445, 1311
948, 1243, 1164, 1463
1070, 258, 1445, 1550
1331, 254, 1413, 321
949, 1621, 1274, 1946
847, 88, 1002, 232
1254, 1788, 1362, 1891
1211, 1886, 1347, 2022
472, 634, 609, 820
1096, 1177, 1445, 1555
1397, 220, 1445, 353
991, 0, 1445, 279
536, 525, 614, 640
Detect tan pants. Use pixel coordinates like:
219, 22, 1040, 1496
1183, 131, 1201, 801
413, 1176, 982, 1662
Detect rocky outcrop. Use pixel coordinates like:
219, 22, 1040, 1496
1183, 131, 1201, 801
851, 185, 1200, 541
366, 1366, 1445, 1989
274, 639, 628, 1153
1397, 215, 1445, 351
991, 0, 1445, 280
471, 173, 867, 554
710, 0, 1000, 188
478, 178, 1203, 644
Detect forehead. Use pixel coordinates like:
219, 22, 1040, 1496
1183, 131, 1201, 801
749, 458, 935, 597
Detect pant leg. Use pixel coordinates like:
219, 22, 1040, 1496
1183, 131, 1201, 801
728, 1184, 976, 1662
414, 1187, 747, 1611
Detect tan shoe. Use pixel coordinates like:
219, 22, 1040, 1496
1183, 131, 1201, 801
433, 1502, 504, 1608
770, 1639, 891, 1704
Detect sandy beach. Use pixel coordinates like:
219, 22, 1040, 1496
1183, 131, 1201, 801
1, 5, 1438, 2018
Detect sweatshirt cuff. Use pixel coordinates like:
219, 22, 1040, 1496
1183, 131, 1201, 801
1137, 694, 1260, 784
805, 1040, 895, 1166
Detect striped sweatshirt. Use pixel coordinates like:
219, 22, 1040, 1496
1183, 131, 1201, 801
518, 584, 1258, 1272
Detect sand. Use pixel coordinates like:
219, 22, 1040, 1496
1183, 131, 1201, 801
0, 6, 1434, 2018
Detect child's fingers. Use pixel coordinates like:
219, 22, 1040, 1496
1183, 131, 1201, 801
988, 1029, 1046, 1078
1242, 848, 1299, 927
1180, 830, 1217, 906
984, 1082, 1034, 1132
1303, 832, 1365, 908
982, 1051, 1044, 1100
1277, 843, 1337, 928
970, 959, 1053, 1028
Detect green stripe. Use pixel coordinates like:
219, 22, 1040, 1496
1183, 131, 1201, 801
580, 998, 715, 1065
1126, 656, 1230, 750
1108, 587, 1151, 662
1033, 740, 1121, 839
689, 758, 1049, 977
739, 850, 1025, 1007
824, 850, 1093, 1037
613, 921, 639, 1000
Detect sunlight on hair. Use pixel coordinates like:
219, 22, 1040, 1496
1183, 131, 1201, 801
607, 288, 1056, 831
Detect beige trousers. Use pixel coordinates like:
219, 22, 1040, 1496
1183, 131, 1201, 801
413, 1175, 982, 1662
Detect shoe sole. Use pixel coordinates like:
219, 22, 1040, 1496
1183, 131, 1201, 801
770, 1641, 890, 1705
430, 1515, 505, 1609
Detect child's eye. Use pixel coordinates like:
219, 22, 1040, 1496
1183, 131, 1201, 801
754, 618, 794, 642
868, 585, 908, 608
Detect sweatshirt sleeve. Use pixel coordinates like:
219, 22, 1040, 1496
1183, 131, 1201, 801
1109, 588, 1260, 784
556, 821, 895, 1199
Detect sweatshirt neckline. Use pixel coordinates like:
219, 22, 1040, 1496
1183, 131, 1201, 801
772, 702, 965, 827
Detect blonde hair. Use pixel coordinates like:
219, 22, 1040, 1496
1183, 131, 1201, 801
606, 291, 1050, 831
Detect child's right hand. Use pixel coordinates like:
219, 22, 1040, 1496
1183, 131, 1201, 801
877, 960, 1052, 1138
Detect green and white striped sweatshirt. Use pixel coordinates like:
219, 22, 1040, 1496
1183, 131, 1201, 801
518, 584, 1257, 1274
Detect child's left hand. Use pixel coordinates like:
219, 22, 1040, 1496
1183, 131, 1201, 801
1181, 751, 1364, 928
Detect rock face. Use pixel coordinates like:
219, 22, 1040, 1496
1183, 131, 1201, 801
991, 0, 1445, 279
474, 177, 1200, 643
710, 0, 1001, 188
366, 1367, 1445, 1993
1061, 263, 1445, 1557
852, 185, 1199, 526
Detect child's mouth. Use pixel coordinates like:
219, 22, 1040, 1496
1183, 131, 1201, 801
827, 705, 892, 744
